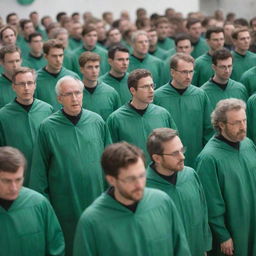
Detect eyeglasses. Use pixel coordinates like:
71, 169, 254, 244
14, 81, 35, 87
216, 65, 233, 70
174, 69, 194, 75
158, 147, 186, 157
225, 119, 247, 126
137, 83, 155, 90
117, 172, 146, 184
60, 91, 83, 97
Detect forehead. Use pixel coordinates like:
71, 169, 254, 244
24, 22, 33, 28
84, 60, 100, 66
4, 51, 21, 61
15, 72, 34, 81
216, 57, 232, 65
226, 108, 246, 120
162, 136, 183, 150
176, 59, 193, 69
137, 75, 153, 85
31, 35, 42, 41
209, 32, 224, 39
177, 39, 191, 46
118, 158, 145, 177
0, 166, 24, 179
60, 79, 81, 92
109, 29, 120, 35
148, 31, 157, 36
48, 47, 64, 55
190, 22, 201, 29
135, 34, 148, 41
237, 31, 250, 38
114, 51, 129, 59
3, 28, 15, 35
85, 31, 97, 36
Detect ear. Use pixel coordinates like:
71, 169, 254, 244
12, 83, 16, 92
129, 87, 136, 96
219, 121, 225, 131
170, 68, 175, 77
108, 58, 113, 66
57, 95, 62, 105
152, 153, 162, 164
106, 175, 116, 187
212, 63, 216, 72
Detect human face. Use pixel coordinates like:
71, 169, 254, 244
23, 22, 35, 37
224, 24, 235, 37
56, 33, 68, 48
30, 35, 43, 54
107, 157, 146, 205
96, 21, 106, 40
45, 47, 64, 73
2, 28, 16, 45
109, 51, 129, 75
13, 72, 36, 105
8, 14, 19, 27
80, 60, 100, 82
176, 39, 193, 54
207, 32, 225, 51
156, 136, 185, 174
83, 31, 98, 50
156, 23, 169, 40
213, 57, 233, 82
171, 59, 194, 89
0, 167, 24, 200
57, 79, 83, 116
233, 31, 251, 53
188, 22, 202, 40
2, 52, 22, 76
71, 22, 82, 38
133, 34, 149, 57
220, 108, 247, 142
130, 76, 154, 106
108, 29, 121, 44
30, 13, 39, 26
147, 30, 158, 47
251, 20, 256, 32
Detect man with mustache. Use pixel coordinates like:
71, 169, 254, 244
196, 98, 256, 256
146, 128, 212, 256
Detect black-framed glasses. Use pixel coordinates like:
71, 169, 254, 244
158, 147, 186, 157
14, 81, 35, 87
137, 83, 155, 90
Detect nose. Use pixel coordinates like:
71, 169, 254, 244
10, 181, 18, 192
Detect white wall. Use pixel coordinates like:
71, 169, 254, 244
0, 0, 199, 22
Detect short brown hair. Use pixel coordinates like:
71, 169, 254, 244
147, 128, 178, 161
128, 69, 152, 90
231, 27, 249, 40
43, 39, 64, 54
0, 146, 26, 173
155, 17, 169, 27
81, 24, 96, 36
0, 44, 20, 61
0, 25, 17, 41
101, 142, 145, 177
79, 52, 100, 67
170, 52, 194, 69
12, 67, 36, 83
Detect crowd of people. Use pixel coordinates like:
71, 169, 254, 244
0, 6, 256, 256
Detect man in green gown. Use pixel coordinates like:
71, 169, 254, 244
79, 51, 121, 120
107, 69, 177, 163
230, 27, 256, 81
99, 45, 131, 104
240, 64, 256, 96
73, 142, 191, 256
128, 30, 164, 88
192, 26, 225, 87
30, 76, 111, 256
201, 48, 248, 109
196, 98, 256, 256
0, 67, 53, 186
0, 146, 64, 256
35, 39, 80, 111
0, 45, 22, 108
246, 93, 256, 143
146, 128, 212, 256
154, 53, 213, 167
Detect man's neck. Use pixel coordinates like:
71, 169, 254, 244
83, 44, 95, 51
3, 72, 12, 81
171, 80, 189, 90
109, 69, 125, 78
155, 163, 175, 176
83, 79, 97, 88
130, 99, 148, 110
133, 51, 146, 59
235, 48, 247, 55
45, 65, 61, 74
149, 45, 157, 52
212, 75, 229, 85
16, 97, 34, 106
30, 51, 42, 57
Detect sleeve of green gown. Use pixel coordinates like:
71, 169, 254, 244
106, 114, 120, 143
0, 120, 6, 146
202, 93, 214, 145
43, 198, 65, 256
196, 154, 231, 243
113, 90, 121, 110
192, 64, 199, 87
73, 215, 97, 256
29, 124, 51, 199
103, 122, 113, 147
247, 97, 256, 142
166, 111, 177, 131
240, 73, 251, 95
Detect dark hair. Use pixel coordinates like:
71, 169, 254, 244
19, 19, 33, 31
12, 67, 36, 83
0, 44, 20, 61
233, 18, 249, 28
170, 53, 194, 69
186, 18, 201, 29
29, 11, 38, 18
79, 51, 100, 67
41, 15, 51, 27
0, 146, 26, 173
81, 24, 96, 36
101, 142, 145, 177
205, 26, 224, 39
28, 32, 42, 42
108, 44, 129, 59
128, 69, 152, 90
212, 48, 232, 65
147, 128, 178, 160
174, 33, 192, 46
43, 39, 64, 54
56, 12, 67, 22
6, 13, 17, 24
155, 17, 169, 27
71, 12, 79, 18
231, 27, 249, 40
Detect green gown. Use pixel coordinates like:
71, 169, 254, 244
68, 37, 83, 50
191, 38, 209, 59
0, 99, 53, 186
128, 54, 164, 88
35, 67, 80, 111
82, 81, 121, 120
195, 137, 256, 256
246, 94, 256, 143
30, 109, 112, 256
149, 46, 168, 60
71, 46, 110, 79
201, 78, 248, 109
62, 49, 73, 70
230, 51, 256, 81
107, 103, 177, 163
99, 72, 131, 104
73, 188, 191, 256
154, 84, 213, 167
0, 187, 65, 256
17, 36, 30, 57
0, 74, 16, 108
157, 37, 175, 51
23, 53, 47, 70
240, 66, 256, 96
192, 53, 213, 87
146, 165, 212, 256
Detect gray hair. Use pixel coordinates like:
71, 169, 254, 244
50, 27, 68, 39
55, 76, 84, 96
211, 98, 246, 133
131, 30, 148, 44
